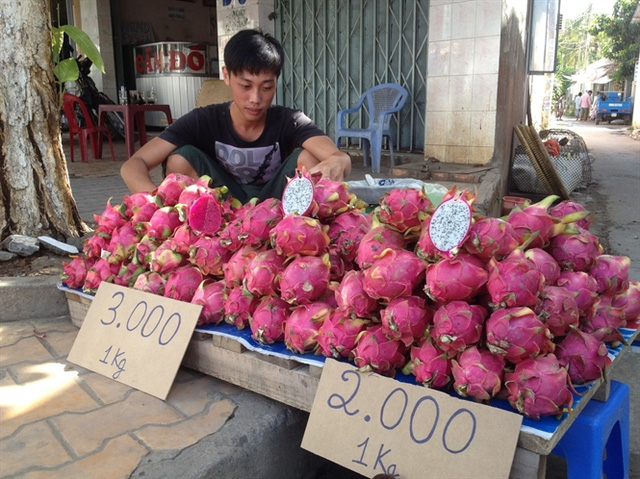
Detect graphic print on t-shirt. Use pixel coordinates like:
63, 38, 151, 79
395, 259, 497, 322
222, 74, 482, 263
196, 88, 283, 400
215, 141, 282, 185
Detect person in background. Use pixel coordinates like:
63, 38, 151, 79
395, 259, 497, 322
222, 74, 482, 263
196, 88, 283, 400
590, 91, 602, 121
575, 92, 582, 120
121, 29, 351, 203
555, 94, 565, 120
579, 90, 592, 121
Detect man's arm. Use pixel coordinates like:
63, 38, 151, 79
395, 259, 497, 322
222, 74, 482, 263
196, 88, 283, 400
120, 137, 179, 193
300, 135, 352, 181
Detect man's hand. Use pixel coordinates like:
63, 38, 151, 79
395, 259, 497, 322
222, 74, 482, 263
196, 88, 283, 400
308, 152, 352, 181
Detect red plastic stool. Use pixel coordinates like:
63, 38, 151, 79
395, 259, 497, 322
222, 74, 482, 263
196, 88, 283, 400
551, 380, 630, 479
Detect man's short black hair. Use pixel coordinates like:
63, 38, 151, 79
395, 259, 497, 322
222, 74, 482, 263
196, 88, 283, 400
224, 29, 284, 77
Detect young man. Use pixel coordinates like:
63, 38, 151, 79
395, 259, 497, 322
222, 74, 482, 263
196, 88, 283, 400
121, 29, 351, 202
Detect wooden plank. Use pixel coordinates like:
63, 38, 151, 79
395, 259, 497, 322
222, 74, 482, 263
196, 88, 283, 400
211, 334, 246, 353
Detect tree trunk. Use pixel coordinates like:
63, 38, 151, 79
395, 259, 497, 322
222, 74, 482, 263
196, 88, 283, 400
0, 0, 90, 241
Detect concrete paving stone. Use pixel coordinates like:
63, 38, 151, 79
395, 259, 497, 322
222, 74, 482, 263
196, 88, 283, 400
1, 362, 99, 439
165, 372, 227, 417
0, 420, 73, 477
0, 336, 53, 367
20, 433, 148, 479
0, 320, 42, 347
51, 390, 184, 457
78, 371, 132, 405
134, 398, 236, 450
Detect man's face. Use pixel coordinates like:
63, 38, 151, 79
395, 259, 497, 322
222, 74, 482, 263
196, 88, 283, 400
223, 67, 278, 122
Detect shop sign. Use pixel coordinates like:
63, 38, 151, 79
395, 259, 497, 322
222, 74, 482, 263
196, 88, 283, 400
136, 43, 208, 76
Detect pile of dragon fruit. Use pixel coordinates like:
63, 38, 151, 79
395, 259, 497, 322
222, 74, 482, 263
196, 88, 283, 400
61, 173, 639, 420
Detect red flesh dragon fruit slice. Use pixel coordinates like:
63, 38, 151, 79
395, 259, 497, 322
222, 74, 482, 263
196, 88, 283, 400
269, 215, 330, 257
555, 326, 611, 384
163, 265, 203, 302
249, 295, 291, 345
535, 285, 580, 338
485, 306, 555, 364
239, 198, 283, 247
327, 210, 372, 262
224, 285, 260, 330
155, 173, 196, 207
524, 248, 561, 285
355, 225, 407, 269
280, 254, 331, 304
431, 301, 487, 356
313, 177, 359, 221
133, 271, 166, 296
463, 216, 520, 261
316, 308, 370, 359
244, 248, 287, 297
549, 200, 593, 231
363, 248, 427, 303
335, 270, 380, 319
223, 245, 264, 288
504, 354, 574, 419
556, 271, 599, 317
353, 324, 408, 377
380, 295, 434, 347
61, 256, 96, 289
377, 187, 434, 237
612, 281, 640, 328
424, 252, 488, 304
548, 227, 603, 272
188, 194, 223, 236
188, 235, 232, 277
402, 337, 452, 389
588, 254, 631, 295
191, 279, 227, 326
284, 301, 332, 354
487, 249, 544, 308
451, 345, 505, 401
428, 187, 475, 255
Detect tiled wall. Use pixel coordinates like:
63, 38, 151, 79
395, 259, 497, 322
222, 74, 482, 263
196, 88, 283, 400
426, 0, 504, 165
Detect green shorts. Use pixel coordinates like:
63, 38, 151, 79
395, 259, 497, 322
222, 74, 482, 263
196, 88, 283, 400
167, 145, 301, 203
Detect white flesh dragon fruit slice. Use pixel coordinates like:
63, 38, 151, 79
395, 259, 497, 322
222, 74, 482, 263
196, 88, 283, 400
188, 195, 222, 235
282, 173, 315, 215
428, 191, 472, 255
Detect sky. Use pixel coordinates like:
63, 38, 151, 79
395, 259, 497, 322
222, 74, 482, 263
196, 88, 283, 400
560, 0, 618, 19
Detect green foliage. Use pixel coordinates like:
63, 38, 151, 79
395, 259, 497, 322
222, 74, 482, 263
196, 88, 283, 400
590, 0, 640, 82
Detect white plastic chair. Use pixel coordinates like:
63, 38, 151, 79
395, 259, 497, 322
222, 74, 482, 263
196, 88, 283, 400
335, 83, 409, 173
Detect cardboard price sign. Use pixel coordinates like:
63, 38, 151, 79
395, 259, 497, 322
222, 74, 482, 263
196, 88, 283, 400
302, 359, 522, 479
67, 282, 201, 399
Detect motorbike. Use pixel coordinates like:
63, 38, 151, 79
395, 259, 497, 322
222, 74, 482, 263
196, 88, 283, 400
62, 56, 126, 140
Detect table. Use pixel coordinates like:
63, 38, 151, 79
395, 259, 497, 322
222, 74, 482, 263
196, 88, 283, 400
97, 104, 173, 159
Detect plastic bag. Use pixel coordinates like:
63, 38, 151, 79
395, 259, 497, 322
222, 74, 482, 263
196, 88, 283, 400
347, 176, 449, 206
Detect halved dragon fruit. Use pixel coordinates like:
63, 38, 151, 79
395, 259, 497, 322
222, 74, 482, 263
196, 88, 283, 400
504, 354, 574, 419
428, 187, 474, 255
353, 324, 408, 377
279, 254, 331, 304
191, 279, 227, 326
363, 248, 427, 303
402, 337, 452, 389
451, 345, 505, 401
188, 194, 223, 236
380, 295, 433, 347
284, 301, 332, 354
316, 308, 369, 359
249, 295, 291, 345
424, 252, 488, 304
431, 301, 487, 356
281, 171, 317, 216
555, 326, 611, 384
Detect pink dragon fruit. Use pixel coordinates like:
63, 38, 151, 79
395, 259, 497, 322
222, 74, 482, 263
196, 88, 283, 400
313, 177, 359, 220
485, 306, 555, 363
155, 173, 195, 207
128, 195, 160, 226
223, 245, 264, 288
363, 248, 427, 303
148, 239, 185, 275
284, 301, 332, 353
270, 215, 330, 257
114, 261, 145, 287
244, 248, 287, 297
376, 187, 434, 236
504, 354, 574, 419
580, 300, 625, 344
328, 210, 372, 262
380, 295, 433, 347
93, 199, 128, 234
556, 271, 599, 316
133, 234, 159, 268
106, 222, 141, 265
612, 281, 640, 328
61, 256, 96, 289
249, 295, 291, 344
355, 225, 407, 269
431, 301, 487, 356
177, 178, 223, 209
327, 244, 351, 282
424, 252, 488, 304
316, 309, 369, 359
188, 235, 232, 277
123, 191, 156, 217
82, 230, 111, 259
83, 258, 120, 293
132, 271, 166, 295
535, 285, 580, 338
318, 282, 340, 309
224, 285, 260, 330
402, 337, 452, 389
239, 198, 283, 247
146, 206, 185, 240
549, 200, 593, 230
353, 324, 408, 377
487, 249, 544, 308
524, 248, 561, 285
280, 254, 331, 304
463, 216, 520, 261
414, 215, 441, 262
172, 224, 199, 255
588, 254, 630, 295
451, 345, 505, 401
548, 227, 603, 272
191, 279, 227, 326
555, 326, 611, 384
164, 265, 203, 302
335, 270, 380, 318
218, 199, 256, 252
